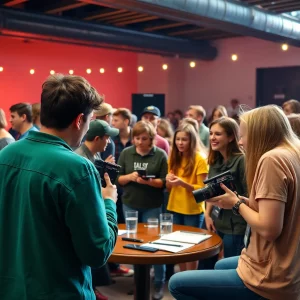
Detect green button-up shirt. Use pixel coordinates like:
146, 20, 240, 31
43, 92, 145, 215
0, 131, 117, 299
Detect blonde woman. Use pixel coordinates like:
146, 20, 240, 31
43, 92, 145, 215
166, 123, 208, 271
0, 109, 14, 150
169, 105, 300, 300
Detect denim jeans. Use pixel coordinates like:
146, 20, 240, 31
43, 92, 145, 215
172, 212, 204, 228
169, 256, 266, 300
123, 204, 166, 288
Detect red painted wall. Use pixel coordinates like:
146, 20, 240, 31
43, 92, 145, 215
0, 36, 138, 127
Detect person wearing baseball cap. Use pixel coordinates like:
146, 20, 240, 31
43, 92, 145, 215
93, 103, 116, 164
141, 106, 170, 155
75, 119, 119, 300
75, 120, 119, 163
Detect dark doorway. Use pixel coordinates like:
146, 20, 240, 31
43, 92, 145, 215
132, 94, 165, 120
256, 66, 300, 107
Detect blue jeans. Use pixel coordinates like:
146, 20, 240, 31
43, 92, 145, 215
172, 212, 204, 228
169, 256, 266, 300
123, 204, 166, 288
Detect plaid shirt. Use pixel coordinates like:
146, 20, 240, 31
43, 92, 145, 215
112, 132, 132, 163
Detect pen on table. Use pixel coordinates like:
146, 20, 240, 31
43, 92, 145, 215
122, 237, 144, 243
150, 242, 183, 247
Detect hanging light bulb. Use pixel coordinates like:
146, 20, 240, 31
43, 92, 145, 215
0, 66, 3, 72
162, 64, 168, 70
138, 66, 144, 72
231, 54, 238, 61
50, 70, 55, 75
99, 68, 105, 74
282, 44, 288, 51
190, 61, 196, 68
86, 68, 92, 74
69, 69, 74, 75
30, 69, 35, 74
117, 67, 123, 73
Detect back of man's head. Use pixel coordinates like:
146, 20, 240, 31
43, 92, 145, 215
10, 103, 33, 123
40, 74, 103, 129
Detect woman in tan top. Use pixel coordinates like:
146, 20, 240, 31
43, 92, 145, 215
169, 105, 300, 300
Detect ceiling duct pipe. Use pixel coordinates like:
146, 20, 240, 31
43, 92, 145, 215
87, 0, 300, 45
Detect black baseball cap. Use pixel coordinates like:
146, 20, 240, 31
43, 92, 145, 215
141, 106, 161, 118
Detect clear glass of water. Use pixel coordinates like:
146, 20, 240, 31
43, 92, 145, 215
125, 211, 138, 233
159, 213, 173, 235
147, 218, 159, 228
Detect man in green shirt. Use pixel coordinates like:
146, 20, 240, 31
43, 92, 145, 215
0, 74, 118, 300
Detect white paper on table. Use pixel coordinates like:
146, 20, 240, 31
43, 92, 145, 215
160, 231, 212, 244
142, 239, 195, 253
118, 230, 127, 236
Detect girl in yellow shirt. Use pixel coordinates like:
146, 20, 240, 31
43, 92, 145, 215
166, 123, 208, 271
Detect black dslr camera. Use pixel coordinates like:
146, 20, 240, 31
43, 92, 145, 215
192, 170, 236, 203
94, 159, 121, 187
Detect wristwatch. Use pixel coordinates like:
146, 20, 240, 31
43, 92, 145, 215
232, 199, 246, 215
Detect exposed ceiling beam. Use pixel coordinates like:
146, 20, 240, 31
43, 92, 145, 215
101, 11, 143, 22
0, 7, 217, 60
144, 22, 186, 32
114, 15, 159, 26
45, 1, 88, 14
3, 0, 28, 7
169, 27, 209, 37
276, 6, 300, 13
83, 9, 127, 21
263, 1, 300, 10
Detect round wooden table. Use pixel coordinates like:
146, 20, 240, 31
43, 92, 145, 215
109, 223, 222, 300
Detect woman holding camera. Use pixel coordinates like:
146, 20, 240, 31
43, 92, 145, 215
117, 120, 167, 300
205, 117, 247, 258
166, 123, 208, 271
169, 105, 300, 299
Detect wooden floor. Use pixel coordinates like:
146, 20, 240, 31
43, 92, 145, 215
98, 266, 175, 300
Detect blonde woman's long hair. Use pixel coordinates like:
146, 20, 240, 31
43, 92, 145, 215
170, 123, 201, 177
240, 105, 300, 192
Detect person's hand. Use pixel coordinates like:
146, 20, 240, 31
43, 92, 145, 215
205, 216, 216, 232
105, 155, 115, 164
102, 173, 118, 203
166, 171, 175, 182
136, 177, 151, 185
206, 183, 240, 209
127, 172, 139, 182
167, 175, 183, 187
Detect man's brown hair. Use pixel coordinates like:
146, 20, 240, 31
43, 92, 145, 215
40, 74, 103, 129
113, 108, 132, 124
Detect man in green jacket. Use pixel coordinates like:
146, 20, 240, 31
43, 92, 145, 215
0, 74, 118, 300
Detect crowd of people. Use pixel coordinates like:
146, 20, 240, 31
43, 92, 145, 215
0, 74, 300, 300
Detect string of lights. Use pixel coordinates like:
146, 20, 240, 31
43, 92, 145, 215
0, 45, 290, 74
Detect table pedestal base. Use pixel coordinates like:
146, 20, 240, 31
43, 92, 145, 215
134, 264, 151, 300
